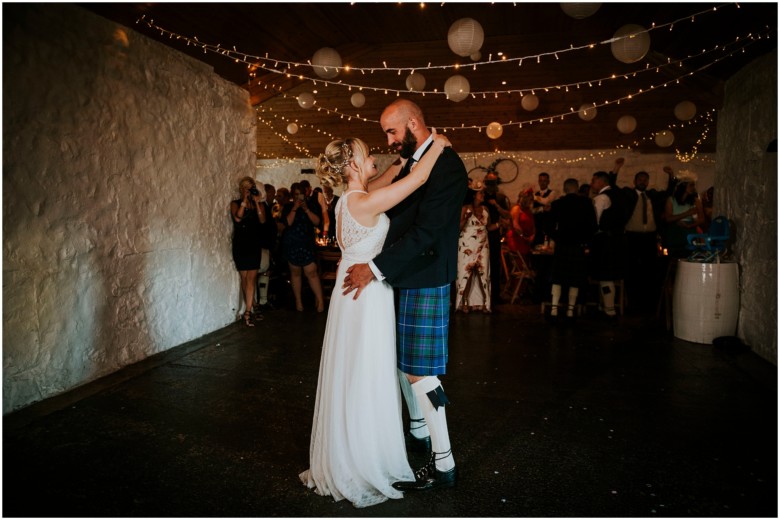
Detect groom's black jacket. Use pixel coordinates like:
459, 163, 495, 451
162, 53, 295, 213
374, 143, 468, 288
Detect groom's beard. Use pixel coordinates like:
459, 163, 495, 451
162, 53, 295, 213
396, 128, 417, 159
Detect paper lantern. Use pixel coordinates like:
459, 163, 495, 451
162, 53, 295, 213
447, 18, 484, 57
611, 24, 651, 64
617, 115, 637, 134
486, 122, 503, 139
350, 92, 365, 108
560, 3, 601, 19
655, 130, 675, 147
470, 51, 482, 61
578, 103, 598, 121
444, 75, 470, 102
405, 73, 426, 92
521, 94, 539, 111
311, 47, 342, 79
297, 92, 315, 109
286, 123, 298, 135
674, 101, 697, 121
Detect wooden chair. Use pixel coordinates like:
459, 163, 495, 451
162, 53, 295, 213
501, 247, 535, 304
317, 249, 341, 300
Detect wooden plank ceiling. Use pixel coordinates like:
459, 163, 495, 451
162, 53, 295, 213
85, 2, 776, 159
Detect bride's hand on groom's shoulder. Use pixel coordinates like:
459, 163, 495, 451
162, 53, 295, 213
431, 127, 451, 152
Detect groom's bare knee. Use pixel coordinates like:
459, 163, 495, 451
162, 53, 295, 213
404, 373, 424, 384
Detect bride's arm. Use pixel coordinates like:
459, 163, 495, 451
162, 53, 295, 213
360, 129, 450, 216
368, 158, 404, 191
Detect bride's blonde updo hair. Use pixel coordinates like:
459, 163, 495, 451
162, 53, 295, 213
316, 137, 369, 188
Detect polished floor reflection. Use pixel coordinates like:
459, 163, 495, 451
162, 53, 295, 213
3, 304, 777, 517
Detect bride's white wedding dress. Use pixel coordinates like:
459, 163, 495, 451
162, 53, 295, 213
299, 190, 414, 508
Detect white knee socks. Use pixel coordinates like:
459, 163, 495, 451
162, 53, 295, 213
567, 287, 579, 317
599, 281, 616, 316
398, 370, 429, 440
550, 284, 562, 316
412, 376, 455, 472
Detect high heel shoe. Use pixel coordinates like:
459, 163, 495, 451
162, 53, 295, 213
243, 311, 255, 327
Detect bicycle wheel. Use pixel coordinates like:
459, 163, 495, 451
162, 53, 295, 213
493, 158, 519, 184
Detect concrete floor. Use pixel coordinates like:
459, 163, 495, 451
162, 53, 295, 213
3, 303, 777, 517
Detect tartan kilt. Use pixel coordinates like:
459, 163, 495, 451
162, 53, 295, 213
397, 286, 450, 376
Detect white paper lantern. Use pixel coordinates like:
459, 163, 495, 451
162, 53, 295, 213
611, 24, 651, 64
286, 123, 298, 135
617, 115, 637, 134
521, 94, 539, 111
674, 101, 697, 121
578, 103, 598, 121
470, 51, 482, 62
655, 130, 675, 147
405, 73, 426, 92
311, 47, 342, 79
444, 75, 470, 102
486, 122, 503, 139
560, 3, 601, 19
447, 18, 484, 57
350, 92, 365, 108
297, 92, 315, 109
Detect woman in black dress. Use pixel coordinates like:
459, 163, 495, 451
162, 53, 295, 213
230, 177, 266, 326
281, 183, 325, 312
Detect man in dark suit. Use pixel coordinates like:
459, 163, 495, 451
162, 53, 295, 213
548, 178, 597, 319
608, 158, 677, 312
343, 99, 467, 491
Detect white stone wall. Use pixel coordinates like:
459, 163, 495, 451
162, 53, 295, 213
257, 151, 715, 204
715, 51, 778, 364
3, 5, 256, 412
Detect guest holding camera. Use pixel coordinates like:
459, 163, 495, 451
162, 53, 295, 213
281, 183, 325, 312
230, 177, 266, 326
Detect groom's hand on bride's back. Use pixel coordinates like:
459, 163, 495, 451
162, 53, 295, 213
342, 263, 375, 300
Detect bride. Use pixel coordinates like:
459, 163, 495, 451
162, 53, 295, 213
299, 130, 451, 508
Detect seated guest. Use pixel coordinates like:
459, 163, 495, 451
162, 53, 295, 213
548, 178, 597, 319
505, 188, 536, 262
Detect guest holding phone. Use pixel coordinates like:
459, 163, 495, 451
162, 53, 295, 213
230, 177, 266, 326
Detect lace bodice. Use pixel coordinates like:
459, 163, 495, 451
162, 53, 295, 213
335, 191, 389, 263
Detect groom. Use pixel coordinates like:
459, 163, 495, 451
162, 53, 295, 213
343, 99, 467, 491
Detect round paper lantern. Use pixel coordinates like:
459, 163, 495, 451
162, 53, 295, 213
674, 101, 697, 121
560, 3, 601, 19
447, 18, 484, 57
655, 130, 675, 148
286, 123, 298, 135
311, 47, 342, 79
521, 94, 539, 111
617, 115, 637, 134
297, 92, 315, 109
444, 75, 470, 102
405, 73, 426, 92
578, 103, 598, 121
611, 24, 651, 64
470, 51, 482, 61
486, 122, 503, 139
350, 92, 365, 108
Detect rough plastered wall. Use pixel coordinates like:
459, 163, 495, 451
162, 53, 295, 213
3, 5, 256, 412
257, 151, 715, 203
714, 50, 777, 365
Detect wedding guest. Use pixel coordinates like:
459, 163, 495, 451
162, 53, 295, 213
229, 177, 266, 326
281, 183, 325, 312
455, 181, 492, 313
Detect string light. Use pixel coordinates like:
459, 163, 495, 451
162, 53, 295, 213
136, 4, 734, 79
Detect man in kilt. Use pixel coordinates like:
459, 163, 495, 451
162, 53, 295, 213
343, 99, 468, 491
